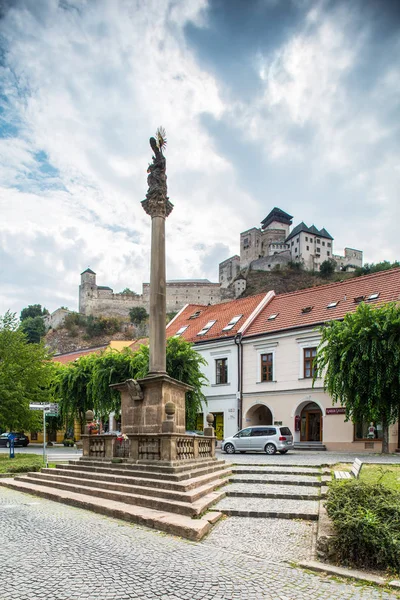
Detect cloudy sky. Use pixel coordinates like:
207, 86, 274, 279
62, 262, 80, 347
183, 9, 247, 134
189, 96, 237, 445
0, 0, 399, 316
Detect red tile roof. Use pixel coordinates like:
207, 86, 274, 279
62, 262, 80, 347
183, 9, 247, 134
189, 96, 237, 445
52, 345, 108, 364
166, 293, 270, 343
244, 268, 400, 338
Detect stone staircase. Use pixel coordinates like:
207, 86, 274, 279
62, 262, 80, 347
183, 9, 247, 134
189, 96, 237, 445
0, 457, 231, 541
293, 442, 327, 451
214, 464, 325, 521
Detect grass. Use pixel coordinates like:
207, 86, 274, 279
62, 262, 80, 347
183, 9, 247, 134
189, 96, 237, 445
0, 454, 44, 474
332, 463, 400, 492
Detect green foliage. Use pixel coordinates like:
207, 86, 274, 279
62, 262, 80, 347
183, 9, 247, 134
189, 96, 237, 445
0, 454, 43, 473
63, 312, 86, 331
315, 302, 400, 453
117, 288, 138, 296
84, 315, 121, 338
56, 337, 208, 430
319, 259, 336, 278
287, 261, 303, 271
20, 304, 49, 321
166, 311, 178, 323
19, 315, 46, 343
129, 306, 148, 325
0, 312, 54, 431
326, 480, 400, 572
354, 260, 400, 277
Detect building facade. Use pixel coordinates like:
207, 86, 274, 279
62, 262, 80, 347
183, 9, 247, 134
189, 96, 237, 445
79, 269, 222, 317
168, 268, 400, 452
219, 207, 363, 285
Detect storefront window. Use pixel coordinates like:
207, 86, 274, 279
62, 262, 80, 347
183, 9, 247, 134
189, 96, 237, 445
354, 420, 382, 440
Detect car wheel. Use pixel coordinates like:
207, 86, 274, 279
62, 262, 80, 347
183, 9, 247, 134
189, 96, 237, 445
265, 443, 276, 455
224, 443, 235, 454
279, 450, 288, 454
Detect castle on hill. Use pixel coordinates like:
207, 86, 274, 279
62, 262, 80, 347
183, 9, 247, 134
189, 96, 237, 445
219, 207, 363, 288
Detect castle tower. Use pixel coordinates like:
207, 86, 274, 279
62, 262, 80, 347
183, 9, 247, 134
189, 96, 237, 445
79, 268, 97, 315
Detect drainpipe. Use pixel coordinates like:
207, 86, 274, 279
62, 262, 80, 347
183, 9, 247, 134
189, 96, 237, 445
234, 332, 243, 431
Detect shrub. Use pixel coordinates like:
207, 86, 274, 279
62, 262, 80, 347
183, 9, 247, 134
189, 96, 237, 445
325, 480, 400, 572
7, 463, 42, 473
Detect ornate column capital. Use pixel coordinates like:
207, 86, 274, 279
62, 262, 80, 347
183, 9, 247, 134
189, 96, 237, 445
141, 197, 174, 218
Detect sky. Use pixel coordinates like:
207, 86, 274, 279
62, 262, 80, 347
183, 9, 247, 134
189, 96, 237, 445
0, 0, 399, 316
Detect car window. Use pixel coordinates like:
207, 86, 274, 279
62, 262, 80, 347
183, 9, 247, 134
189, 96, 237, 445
250, 428, 269, 437
265, 428, 277, 436
280, 427, 292, 436
236, 428, 252, 438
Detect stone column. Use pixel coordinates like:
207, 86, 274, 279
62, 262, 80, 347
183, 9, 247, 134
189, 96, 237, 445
149, 212, 167, 374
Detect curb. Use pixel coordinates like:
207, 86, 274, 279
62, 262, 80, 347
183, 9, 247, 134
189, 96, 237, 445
298, 560, 400, 590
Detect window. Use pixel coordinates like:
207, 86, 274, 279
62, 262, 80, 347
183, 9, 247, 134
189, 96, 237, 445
317, 238, 321, 243
322, 241, 325, 246
354, 295, 365, 304
30, 431, 38, 441
215, 358, 228, 384
235, 428, 251, 438
295, 247, 298, 254
197, 320, 216, 336
243, 237, 249, 248
354, 420, 382, 440
261, 353, 273, 382
291, 241, 294, 246
305, 236, 308, 241
301, 306, 313, 314
316, 247, 321, 253
304, 347, 317, 378
327, 301, 339, 308
267, 314, 278, 320
327, 242, 331, 248
250, 428, 275, 437
174, 326, 188, 337
327, 251, 330, 257
296, 237, 299, 243
306, 245, 309, 251
222, 315, 243, 331
367, 293, 380, 301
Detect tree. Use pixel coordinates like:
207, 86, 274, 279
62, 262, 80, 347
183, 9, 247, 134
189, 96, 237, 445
314, 302, 400, 453
20, 304, 49, 320
20, 315, 46, 343
129, 306, 148, 325
0, 311, 54, 431
117, 288, 138, 296
320, 259, 336, 278
57, 337, 208, 430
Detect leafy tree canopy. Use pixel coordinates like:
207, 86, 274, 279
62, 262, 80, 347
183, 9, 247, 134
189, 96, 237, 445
57, 337, 208, 430
319, 259, 336, 278
20, 315, 46, 343
129, 306, 148, 325
354, 260, 400, 277
315, 302, 400, 453
20, 304, 49, 321
0, 312, 54, 431
117, 288, 138, 296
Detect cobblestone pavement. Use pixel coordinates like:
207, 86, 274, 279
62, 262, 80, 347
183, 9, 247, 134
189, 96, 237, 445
227, 482, 320, 497
216, 496, 319, 515
231, 473, 321, 484
218, 450, 400, 466
1, 487, 398, 600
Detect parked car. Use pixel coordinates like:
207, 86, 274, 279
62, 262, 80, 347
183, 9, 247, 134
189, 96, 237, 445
0, 432, 29, 447
221, 426, 293, 455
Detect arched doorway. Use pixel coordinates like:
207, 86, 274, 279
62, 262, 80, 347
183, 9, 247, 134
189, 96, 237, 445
245, 403, 273, 427
300, 402, 322, 441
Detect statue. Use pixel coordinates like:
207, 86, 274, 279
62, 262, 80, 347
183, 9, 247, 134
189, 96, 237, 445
142, 127, 173, 218
125, 379, 144, 402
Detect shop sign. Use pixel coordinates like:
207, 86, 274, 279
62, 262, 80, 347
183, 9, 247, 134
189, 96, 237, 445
326, 407, 346, 415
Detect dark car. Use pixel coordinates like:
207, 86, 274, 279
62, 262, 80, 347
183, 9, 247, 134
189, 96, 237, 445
0, 432, 29, 447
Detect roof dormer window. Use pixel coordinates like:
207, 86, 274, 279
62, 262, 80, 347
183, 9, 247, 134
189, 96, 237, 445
367, 293, 380, 301
222, 315, 243, 331
354, 296, 365, 304
197, 320, 216, 336
174, 326, 188, 337
189, 311, 202, 319
301, 306, 313, 314
267, 314, 278, 320
327, 301, 339, 308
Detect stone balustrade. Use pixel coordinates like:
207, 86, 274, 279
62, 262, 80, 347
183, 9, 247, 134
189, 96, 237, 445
82, 433, 215, 461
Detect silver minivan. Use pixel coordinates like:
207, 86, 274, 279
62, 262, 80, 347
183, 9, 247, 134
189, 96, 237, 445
221, 425, 294, 455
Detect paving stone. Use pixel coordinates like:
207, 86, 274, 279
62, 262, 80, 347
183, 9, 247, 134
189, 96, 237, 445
1, 470, 398, 599
227, 482, 320, 499
216, 496, 319, 517
231, 473, 321, 485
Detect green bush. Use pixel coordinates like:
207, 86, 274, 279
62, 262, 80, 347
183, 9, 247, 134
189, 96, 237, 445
326, 480, 400, 572
6, 463, 42, 473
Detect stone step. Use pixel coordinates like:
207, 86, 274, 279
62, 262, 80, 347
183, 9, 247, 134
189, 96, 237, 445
293, 443, 327, 451
0, 478, 217, 541
28, 471, 225, 503
13, 473, 225, 517
226, 482, 321, 500
41, 467, 232, 492
230, 474, 321, 487
232, 467, 321, 476
215, 496, 319, 520
62, 461, 229, 482
72, 458, 224, 474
